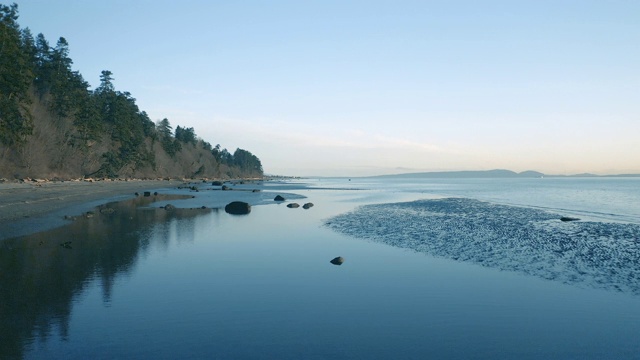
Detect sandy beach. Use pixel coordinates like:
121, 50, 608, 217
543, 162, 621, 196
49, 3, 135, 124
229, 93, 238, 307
0, 179, 183, 240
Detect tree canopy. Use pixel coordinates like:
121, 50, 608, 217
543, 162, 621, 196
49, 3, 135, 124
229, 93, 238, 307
0, 3, 263, 179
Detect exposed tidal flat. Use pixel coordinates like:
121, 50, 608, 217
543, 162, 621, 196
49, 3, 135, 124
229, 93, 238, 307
1, 177, 640, 359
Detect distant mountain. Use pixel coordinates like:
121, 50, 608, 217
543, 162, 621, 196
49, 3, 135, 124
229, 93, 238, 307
372, 170, 640, 179
374, 169, 545, 179
516, 170, 546, 178
545, 173, 640, 178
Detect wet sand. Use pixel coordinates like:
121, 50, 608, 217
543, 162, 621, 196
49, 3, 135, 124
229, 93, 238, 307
0, 180, 183, 240
0, 178, 303, 241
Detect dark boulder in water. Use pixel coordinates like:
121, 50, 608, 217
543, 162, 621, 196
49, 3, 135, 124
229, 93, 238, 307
330, 256, 345, 265
212, 181, 223, 186
560, 216, 580, 222
302, 202, 314, 209
225, 201, 251, 215
274, 195, 285, 201
164, 204, 176, 211
287, 203, 300, 208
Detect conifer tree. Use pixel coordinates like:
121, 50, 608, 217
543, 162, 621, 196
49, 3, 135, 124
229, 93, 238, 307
0, 3, 33, 145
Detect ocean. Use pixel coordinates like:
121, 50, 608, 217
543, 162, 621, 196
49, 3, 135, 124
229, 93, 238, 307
1, 177, 639, 359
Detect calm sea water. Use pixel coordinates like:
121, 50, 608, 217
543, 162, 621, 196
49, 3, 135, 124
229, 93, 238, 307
1, 177, 639, 359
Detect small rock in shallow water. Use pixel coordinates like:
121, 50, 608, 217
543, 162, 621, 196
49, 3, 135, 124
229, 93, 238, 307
274, 195, 285, 201
560, 216, 580, 222
303, 203, 314, 209
287, 203, 300, 208
330, 256, 345, 265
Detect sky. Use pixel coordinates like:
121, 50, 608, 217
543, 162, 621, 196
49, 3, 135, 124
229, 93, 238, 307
13, 0, 640, 176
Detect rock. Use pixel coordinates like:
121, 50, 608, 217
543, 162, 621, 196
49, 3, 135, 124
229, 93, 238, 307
201, 206, 207, 209
252, 189, 260, 192
225, 201, 251, 215
287, 203, 300, 208
154, 192, 158, 196
135, 192, 139, 196
212, 181, 223, 186
302, 203, 314, 209
100, 208, 115, 214
560, 216, 580, 222
60, 241, 72, 249
330, 256, 345, 265
274, 195, 286, 201
222, 185, 231, 191
164, 204, 176, 210
144, 191, 151, 197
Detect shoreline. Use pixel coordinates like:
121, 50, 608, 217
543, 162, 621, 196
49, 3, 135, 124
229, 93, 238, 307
0, 178, 305, 241
0, 179, 184, 241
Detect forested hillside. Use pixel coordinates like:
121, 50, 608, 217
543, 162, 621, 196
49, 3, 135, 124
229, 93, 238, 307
0, 4, 263, 180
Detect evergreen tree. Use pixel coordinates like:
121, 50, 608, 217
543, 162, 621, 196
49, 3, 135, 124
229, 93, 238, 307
233, 148, 263, 174
20, 27, 37, 72
33, 32, 52, 93
0, 3, 33, 145
175, 125, 196, 145
156, 118, 181, 157
48, 37, 86, 118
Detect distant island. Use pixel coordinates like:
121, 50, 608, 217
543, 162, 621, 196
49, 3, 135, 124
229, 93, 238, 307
0, 4, 262, 181
372, 169, 640, 179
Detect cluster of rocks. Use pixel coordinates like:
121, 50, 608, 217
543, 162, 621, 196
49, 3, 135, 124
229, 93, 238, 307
1, 177, 268, 185
273, 195, 314, 210
134, 191, 159, 197
6, 177, 179, 184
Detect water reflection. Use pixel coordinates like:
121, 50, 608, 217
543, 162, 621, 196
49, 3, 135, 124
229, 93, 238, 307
0, 195, 211, 360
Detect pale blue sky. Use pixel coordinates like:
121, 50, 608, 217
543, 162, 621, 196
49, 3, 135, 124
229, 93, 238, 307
15, 0, 640, 176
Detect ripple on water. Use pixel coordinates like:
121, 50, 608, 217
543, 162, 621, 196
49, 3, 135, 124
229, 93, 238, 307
326, 198, 640, 294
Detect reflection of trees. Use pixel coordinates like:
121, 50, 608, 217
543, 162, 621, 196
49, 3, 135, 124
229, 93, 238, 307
0, 196, 210, 359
